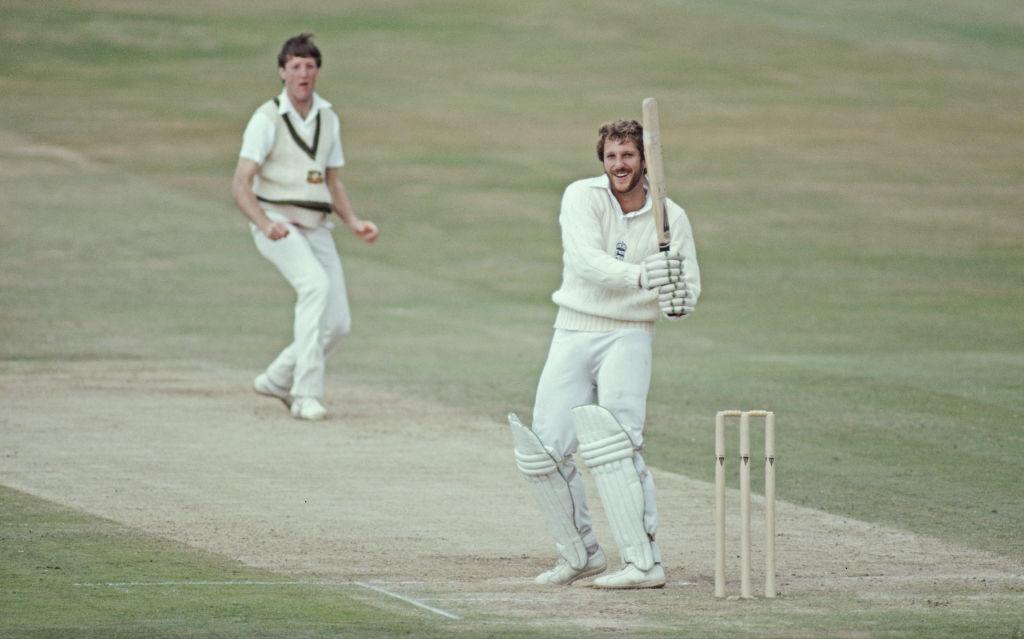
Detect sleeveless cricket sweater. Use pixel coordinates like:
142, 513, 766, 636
252, 98, 338, 224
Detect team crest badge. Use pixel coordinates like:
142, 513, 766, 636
615, 241, 627, 261
306, 170, 324, 184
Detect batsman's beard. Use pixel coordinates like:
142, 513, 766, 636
606, 166, 645, 197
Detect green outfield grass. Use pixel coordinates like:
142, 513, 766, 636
0, 485, 555, 639
1, 0, 1022, 636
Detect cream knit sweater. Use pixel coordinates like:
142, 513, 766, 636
552, 175, 701, 333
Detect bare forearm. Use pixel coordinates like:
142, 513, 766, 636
232, 178, 271, 227
232, 158, 288, 240
325, 169, 379, 244
327, 174, 358, 226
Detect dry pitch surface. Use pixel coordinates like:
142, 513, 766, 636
2, 360, 1021, 634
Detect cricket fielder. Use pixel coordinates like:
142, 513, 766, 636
509, 119, 699, 588
232, 33, 379, 421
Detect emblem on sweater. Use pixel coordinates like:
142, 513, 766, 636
307, 170, 324, 184
615, 241, 627, 261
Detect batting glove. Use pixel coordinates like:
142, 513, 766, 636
658, 282, 695, 319
639, 251, 685, 290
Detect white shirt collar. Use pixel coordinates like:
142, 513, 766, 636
276, 89, 331, 126
592, 174, 653, 219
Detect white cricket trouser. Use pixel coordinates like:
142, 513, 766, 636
251, 212, 351, 399
531, 328, 658, 551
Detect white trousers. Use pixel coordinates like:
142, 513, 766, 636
251, 212, 351, 399
531, 328, 658, 552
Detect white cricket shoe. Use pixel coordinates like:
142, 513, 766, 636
253, 374, 292, 408
535, 548, 607, 585
291, 396, 327, 421
592, 563, 666, 589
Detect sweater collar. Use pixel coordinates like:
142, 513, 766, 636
276, 89, 331, 126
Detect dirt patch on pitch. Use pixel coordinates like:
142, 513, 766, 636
2, 361, 1021, 635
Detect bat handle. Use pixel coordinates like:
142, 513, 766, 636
657, 200, 670, 252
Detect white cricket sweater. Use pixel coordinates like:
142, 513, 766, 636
552, 175, 701, 333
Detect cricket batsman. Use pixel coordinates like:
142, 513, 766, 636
509, 118, 700, 588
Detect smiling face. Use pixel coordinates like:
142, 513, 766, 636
602, 138, 646, 197
278, 55, 319, 110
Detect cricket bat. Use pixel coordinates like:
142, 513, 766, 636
642, 97, 670, 252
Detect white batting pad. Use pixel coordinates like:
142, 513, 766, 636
508, 413, 588, 570
572, 405, 656, 571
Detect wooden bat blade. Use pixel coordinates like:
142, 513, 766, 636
642, 97, 670, 251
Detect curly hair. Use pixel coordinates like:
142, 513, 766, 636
596, 119, 644, 162
278, 32, 322, 68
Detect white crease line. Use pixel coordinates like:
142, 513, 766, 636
75, 580, 315, 587
829, 574, 1024, 582
354, 581, 461, 620
73, 580, 461, 620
